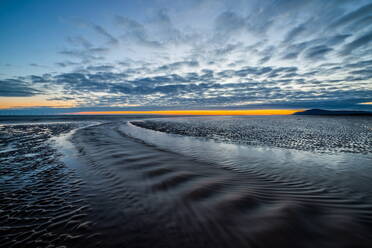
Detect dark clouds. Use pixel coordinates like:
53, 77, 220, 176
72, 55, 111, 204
340, 30, 372, 55
0, 79, 41, 97
304, 45, 333, 60
2, 57, 370, 109
156, 61, 199, 72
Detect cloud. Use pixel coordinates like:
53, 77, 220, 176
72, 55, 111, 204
150, 9, 185, 44
3, 59, 371, 110
340, 30, 372, 55
29, 63, 48, 68
213, 43, 243, 57
69, 18, 119, 45
214, 11, 246, 36
0, 63, 12, 67
67, 36, 93, 49
282, 52, 299, 60
59, 46, 109, 62
55, 61, 80, 67
90, 24, 119, 45
156, 60, 199, 72
30, 75, 48, 83
281, 41, 312, 60
3, 0, 372, 112
283, 24, 306, 42
115, 16, 162, 48
304, 45, 333, 60
86, 65, 115, 72
0, 79, 41, 97
345, 59, 372, 69
347, 15, 372, 31
329, 3, 372, 29
326, 34, 351, 46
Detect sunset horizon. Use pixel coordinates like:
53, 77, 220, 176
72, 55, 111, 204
1, 1, 372, 248
68, 109, 302, 116
1, 0, 371, 114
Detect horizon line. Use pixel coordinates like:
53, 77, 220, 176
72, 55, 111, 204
67, 109, 304, 116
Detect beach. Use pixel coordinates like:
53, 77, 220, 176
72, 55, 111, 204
0, 122, 99, 247
1, 116, 372, 247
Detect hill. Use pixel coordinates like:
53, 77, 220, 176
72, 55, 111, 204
294, 109, 372, 116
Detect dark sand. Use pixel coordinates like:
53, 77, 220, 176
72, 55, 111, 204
1, 118, 372, 247
0, 123, 100, 247
130, 116, 372, 154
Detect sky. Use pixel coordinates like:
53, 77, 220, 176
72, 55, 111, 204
0, 0, 371, 115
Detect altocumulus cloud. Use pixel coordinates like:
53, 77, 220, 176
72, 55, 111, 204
1, 0, 371, 112
0, 79, 41, 97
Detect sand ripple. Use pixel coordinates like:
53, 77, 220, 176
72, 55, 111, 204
69, 122, 372, 247
131, 116, 372, 154
0, 124, 99, 248
2, 120, 371, 247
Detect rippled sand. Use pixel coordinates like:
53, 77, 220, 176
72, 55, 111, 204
0, 123, 100, 247
1, 117, 372, 248
131, 116, 372, 153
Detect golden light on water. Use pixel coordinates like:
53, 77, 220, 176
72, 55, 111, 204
358, 102, 372, 105
70, 109, 302, 115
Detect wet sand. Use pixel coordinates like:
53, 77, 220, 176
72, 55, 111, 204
0, 123, 100, 247
73, 122, 372, 247
1, 119, 372, 247
130, 116, 372, 154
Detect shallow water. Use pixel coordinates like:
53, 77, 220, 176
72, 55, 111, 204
123, 118, 372, 195
1, 116, 372, 248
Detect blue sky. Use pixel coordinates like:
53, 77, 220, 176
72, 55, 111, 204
0, 0, 371, 114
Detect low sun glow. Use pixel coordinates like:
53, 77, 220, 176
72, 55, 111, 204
70, 109, 302, 115
0, 96, 76, 109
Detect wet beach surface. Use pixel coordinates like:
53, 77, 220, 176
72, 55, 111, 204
1, 116, 372, 248
0, 123, 100, 248
130, 116, 372, 154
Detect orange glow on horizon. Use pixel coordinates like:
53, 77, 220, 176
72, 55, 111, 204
69, 109, 303, 116
0, 96, 76, 109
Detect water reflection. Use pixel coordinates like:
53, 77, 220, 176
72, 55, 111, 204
121, 121, 372, 195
